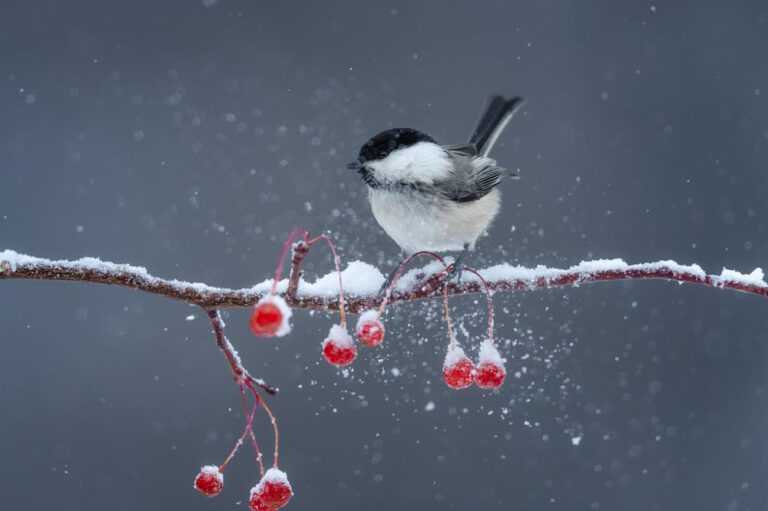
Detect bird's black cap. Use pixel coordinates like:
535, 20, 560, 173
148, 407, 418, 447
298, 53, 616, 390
356, 128, 437, 164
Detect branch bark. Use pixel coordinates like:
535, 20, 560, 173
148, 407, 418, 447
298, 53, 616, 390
2, 250, 766, 314
4, 248, 766, 398
206, 309, 276, 395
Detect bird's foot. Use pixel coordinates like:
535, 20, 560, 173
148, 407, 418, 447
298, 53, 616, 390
445, 259, 465, 284
378, 268, 397, 297
445, 243, 470, 285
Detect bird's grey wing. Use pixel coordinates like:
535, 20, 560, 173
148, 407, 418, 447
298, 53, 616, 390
440, 150, 518, 203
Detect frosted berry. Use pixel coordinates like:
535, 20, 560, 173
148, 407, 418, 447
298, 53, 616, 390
357, 321, 384, 346
257, 468, 293, 508
250, 468, 293, 510
250, 295, 292, 337
475, 341, 506, 390
442, 347, 475, 390
322, 324, 357, 366
355, 310, 384, 347
476, 361, 505, 389
194, 465, 223, 497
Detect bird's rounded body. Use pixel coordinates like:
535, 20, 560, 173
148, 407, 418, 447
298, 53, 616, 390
368, 180, 500, 254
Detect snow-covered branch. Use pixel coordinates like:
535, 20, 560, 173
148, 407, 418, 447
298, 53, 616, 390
207, 309, 276, 395
2, 249, 767, 314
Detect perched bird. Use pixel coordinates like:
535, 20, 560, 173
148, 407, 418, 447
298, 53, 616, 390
348, 95, 524, 286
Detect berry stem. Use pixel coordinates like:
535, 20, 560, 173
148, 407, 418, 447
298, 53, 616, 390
442, 277, 456, 351
308, 234, 347, 328
219, 387, 259, 472
463, 267, 495, 344
246, 380, 280, 469
377, 251, 448, 320
239, 386, 266, 477
270, 228, 310, 295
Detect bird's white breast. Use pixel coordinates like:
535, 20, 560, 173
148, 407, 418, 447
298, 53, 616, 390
367, 142, 452, 184
369, 188, 501, 254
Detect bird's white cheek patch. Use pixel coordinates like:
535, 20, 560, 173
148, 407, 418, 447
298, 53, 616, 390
369, 142, 451, 184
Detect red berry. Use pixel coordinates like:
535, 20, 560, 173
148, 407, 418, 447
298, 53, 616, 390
358, 322, 383, 346
250, 296, 292, 337
475, 342, 506, 390
194, 466, 223, 497
322, 339, 357, 366
322, 325, 357, 366
258, 470, 293, 508
475, 361, 506, 389
251, 468, 293, 510
442, 347, 475, 389
355, 310, 385, 347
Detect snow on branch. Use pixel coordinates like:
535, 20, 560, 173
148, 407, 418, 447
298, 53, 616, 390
2, 249, 767, 314
5, 242, 763, 502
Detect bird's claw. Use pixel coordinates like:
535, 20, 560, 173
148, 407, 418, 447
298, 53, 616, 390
378, 274, 394, 297
446, 260, 464, 284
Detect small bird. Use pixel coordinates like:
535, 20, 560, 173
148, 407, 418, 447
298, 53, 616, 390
348, 95, 524, 287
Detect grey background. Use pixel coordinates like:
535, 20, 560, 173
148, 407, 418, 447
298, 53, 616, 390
2, 1, 768, 509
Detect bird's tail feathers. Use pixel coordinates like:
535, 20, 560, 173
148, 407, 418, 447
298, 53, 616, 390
468, 95, 524, 157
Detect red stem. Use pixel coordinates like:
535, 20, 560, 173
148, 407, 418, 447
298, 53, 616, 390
245, 380, 280, 469
377, 251, 448, 319
463, 267, 495, 344
239, 386, 266, 477
219, 387, 259, 472
308, 234, 347, 327
442, 277, 456, 352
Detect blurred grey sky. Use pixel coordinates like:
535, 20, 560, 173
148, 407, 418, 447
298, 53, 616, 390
2, 1, 768, 510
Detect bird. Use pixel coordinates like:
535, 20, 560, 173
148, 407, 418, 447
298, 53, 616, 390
347, 95, 524, 289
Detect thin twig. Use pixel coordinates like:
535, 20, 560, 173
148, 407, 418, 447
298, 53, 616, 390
286, 240, 309, 300
206, 309, 276, 395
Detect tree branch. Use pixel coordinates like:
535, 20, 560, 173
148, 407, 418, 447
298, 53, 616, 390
206, 309, 276, 395
4, 248, 765, 398
2, 250, 767, 314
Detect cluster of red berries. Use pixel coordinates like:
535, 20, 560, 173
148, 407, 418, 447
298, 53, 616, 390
320, 310, 386, 366
247, 231, 388, 368
250, 233, 507, 390
443, 342, 507, 390
249, 292, 385, 368
193, 381, 292, 509
194, 466, 293, 510
229, 233, 509, 506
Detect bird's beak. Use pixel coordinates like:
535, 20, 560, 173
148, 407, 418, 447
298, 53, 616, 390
346, 160, 362, 171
